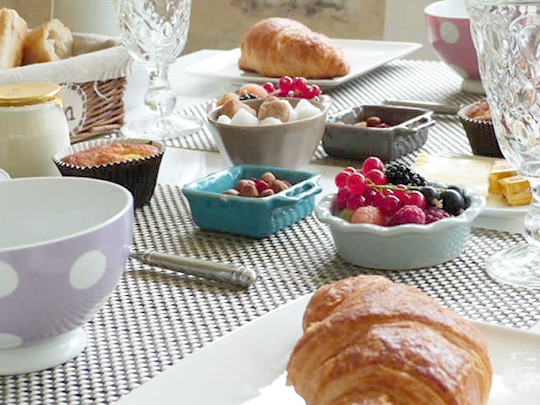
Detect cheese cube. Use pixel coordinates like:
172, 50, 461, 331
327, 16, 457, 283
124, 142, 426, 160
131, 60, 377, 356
489, 159, 517, 194
498, 175, 532, 206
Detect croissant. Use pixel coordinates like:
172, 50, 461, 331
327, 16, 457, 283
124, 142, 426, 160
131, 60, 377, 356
238, 17, 350, 79
287, 275, 493, 405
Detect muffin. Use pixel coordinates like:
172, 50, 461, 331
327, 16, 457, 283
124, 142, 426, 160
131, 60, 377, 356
458, 99, 503, 158
53, 139, 165, 208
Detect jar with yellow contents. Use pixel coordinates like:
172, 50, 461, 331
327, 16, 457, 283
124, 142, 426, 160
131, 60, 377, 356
0, 82, 70, 177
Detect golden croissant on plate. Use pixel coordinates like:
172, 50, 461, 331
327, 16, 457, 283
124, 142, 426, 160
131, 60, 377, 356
286, 275, 493, 405
238, 17, 350, 79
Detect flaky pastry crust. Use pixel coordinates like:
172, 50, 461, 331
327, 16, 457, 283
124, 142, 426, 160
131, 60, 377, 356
238, 17, 350, 79
287, 275, 493, 405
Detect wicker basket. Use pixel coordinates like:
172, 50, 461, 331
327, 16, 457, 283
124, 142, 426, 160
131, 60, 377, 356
0, 33, 133, 145
69, 77, 128, 143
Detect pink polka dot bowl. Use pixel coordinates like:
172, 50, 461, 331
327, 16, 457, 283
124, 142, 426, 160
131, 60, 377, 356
0, 176, 134, 375
425, 0, 484, 93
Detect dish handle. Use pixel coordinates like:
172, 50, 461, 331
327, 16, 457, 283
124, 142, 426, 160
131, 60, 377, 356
273, 181, 322, 205
396, 115, 436, 135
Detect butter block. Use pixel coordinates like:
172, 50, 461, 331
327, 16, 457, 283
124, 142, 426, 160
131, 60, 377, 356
498, 175, 532, 206
489, 159, 517, 194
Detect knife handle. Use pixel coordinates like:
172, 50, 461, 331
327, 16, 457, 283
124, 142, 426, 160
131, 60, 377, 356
131, 250, 258, 288
383, 99, 460, 115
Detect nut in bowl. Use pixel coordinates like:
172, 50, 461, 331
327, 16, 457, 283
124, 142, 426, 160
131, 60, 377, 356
207, 97, 328, 169
182, 164, 322, 238
323, 105, 435, 162
52, 138, 165, 208
316, 157, 486, 270
0, 176, 133, 375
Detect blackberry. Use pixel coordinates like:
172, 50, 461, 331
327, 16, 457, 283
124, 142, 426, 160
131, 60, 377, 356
385, 163, 427, 187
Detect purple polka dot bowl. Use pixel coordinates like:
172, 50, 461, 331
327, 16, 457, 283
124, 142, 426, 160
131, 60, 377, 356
0, 176, 133, 375
425, 0, 484, 94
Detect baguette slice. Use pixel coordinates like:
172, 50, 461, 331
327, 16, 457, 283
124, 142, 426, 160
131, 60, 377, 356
0, 7, 28, 69
23, 18, 73, 65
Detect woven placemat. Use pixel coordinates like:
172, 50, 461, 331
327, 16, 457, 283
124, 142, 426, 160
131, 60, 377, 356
1, 183, 539, 404
164, 59, 478, 167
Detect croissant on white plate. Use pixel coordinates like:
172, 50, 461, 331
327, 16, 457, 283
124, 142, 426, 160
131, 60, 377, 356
286, 275, 493, 405
238, 17, 350, 80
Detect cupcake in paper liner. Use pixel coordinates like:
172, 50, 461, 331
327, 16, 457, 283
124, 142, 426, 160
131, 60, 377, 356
458, 99, 503, 158
53, 138, 165, 208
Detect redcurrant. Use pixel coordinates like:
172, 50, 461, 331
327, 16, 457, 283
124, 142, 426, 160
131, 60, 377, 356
347, 172, 368, 195
362, 156, 385, 173
262, 82, 275, 93
365, 169, 387, 186
335, 171, 351, 189
278, 76, 293, 92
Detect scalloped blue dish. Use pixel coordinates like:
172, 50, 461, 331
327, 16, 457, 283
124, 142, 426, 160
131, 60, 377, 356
182, 165, 322, 238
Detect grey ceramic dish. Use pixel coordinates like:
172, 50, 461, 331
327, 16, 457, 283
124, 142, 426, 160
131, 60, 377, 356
207, 97, 328, 169
322, 105, 436, 161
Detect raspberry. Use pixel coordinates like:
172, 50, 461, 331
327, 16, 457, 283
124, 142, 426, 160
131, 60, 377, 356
351, 206, 386, 226
424, 207, 452, 224
390, 205, 426, 226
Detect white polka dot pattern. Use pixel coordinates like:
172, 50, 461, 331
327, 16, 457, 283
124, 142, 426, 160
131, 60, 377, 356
0, 262, 18, 298
69, 251, 107, 290
440, 21, 460, 44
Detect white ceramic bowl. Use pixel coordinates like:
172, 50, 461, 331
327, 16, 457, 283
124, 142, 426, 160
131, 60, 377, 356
315, 192, 485, 270
207, 97, 328, 169
0, 177, 133, 375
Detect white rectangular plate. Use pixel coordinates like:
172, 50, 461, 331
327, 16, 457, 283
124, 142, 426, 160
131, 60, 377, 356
183, 39, 422, 88
117, 294, 540, 405
414, 153, 528, 217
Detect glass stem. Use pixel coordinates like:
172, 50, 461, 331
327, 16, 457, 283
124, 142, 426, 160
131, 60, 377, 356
524, 179, 540, 251
144, 66, 177, 116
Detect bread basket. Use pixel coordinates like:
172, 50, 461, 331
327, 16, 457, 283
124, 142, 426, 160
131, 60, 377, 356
0, 33, 134, 143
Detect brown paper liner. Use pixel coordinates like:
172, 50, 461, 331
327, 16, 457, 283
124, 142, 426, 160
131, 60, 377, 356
52, 138, 165, 208
458, 102, 503, 158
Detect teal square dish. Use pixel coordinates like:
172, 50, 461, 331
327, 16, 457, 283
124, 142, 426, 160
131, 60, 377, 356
182, 164, 322, 238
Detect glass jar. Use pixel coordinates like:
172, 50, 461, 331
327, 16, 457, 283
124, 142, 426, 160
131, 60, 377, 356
0, 82, 71, 178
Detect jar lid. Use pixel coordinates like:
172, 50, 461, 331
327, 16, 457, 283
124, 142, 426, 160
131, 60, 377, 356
0, 82, 63, 107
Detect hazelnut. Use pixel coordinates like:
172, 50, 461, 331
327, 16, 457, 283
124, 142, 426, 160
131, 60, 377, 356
258, 97, 293, 122
222, 188, 240, 196
365, 116, 382, 127
353, 121, 368, 127
260, 171, 277, 184
269, 179, 289, 193
236, 179, 255, 190
219, 98, 257, 119
237, 182, 259, 197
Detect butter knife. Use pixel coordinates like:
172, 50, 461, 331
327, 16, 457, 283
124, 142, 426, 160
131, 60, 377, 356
383, 99, 461, 115
130, 250, 258, 288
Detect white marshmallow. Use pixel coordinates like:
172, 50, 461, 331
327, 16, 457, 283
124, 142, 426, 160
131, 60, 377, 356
217, 114, 232, 125
231, 108, 259, 126
294, 99, 321, 121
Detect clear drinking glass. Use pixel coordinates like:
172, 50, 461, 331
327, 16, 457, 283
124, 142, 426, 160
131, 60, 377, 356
467, 0, 540, 288
113, 0, 202, 140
